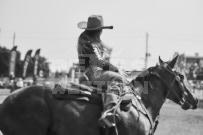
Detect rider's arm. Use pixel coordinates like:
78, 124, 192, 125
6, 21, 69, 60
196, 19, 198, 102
88, 43, 119, 72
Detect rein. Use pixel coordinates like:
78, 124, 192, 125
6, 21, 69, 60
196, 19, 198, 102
143, 65, 189, 134
150, 67, 186, 107
146, 67, 177, 135
130, 66, 178, 135
130, 87, 159, 135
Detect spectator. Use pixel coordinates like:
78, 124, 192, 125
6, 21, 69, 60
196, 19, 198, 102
16, 78, 24, 88
0, 80, 3, 88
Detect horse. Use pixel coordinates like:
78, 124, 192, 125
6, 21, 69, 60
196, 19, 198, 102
0, 55, 198, 135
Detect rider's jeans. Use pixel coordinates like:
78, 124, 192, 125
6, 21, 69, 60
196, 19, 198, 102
85, 67, 125, 104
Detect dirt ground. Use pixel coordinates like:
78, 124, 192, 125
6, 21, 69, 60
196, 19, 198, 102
155, 103, 203, 135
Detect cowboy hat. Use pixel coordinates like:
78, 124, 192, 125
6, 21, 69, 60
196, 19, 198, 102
78, 15, 113, 30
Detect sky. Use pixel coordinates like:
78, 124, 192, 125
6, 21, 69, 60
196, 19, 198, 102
0, 0, 203, 71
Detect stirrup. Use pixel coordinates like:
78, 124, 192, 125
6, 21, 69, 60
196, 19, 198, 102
98, 111, 120, 128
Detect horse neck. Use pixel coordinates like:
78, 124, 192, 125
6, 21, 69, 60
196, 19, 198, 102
140, 76, 168, 121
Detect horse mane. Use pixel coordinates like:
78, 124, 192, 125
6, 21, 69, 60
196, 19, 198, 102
131, 69, 150, 87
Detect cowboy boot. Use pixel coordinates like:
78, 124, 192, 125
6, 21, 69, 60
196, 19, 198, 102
98, 92, 121, 128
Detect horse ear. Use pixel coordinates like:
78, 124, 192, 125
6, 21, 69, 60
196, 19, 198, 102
169, 54, 179, 69
159, 56, 164, 65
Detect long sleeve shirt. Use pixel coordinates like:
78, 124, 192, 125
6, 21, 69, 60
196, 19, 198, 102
77, 35, 118, 73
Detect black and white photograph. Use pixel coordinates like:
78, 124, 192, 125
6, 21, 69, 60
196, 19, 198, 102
0, 0, 203, 135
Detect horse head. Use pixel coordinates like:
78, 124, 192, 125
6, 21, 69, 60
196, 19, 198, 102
128, 55, 199, 135
158, 55, 198, 110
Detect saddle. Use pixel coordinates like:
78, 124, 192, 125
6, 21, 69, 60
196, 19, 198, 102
52, 82, 102, 105
52, 81, 144, 113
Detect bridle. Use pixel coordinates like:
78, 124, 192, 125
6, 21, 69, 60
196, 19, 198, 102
142, 65, 189, 135
113, 65, 188, 135
148, 65, 187, 107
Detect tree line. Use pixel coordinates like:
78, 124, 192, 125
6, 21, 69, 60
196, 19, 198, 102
0, 46, 50, 78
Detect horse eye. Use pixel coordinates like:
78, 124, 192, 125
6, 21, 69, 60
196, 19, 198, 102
176, 76, 181, 81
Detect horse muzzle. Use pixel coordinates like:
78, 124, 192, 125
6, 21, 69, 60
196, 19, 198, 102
181, 97, 198, 110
